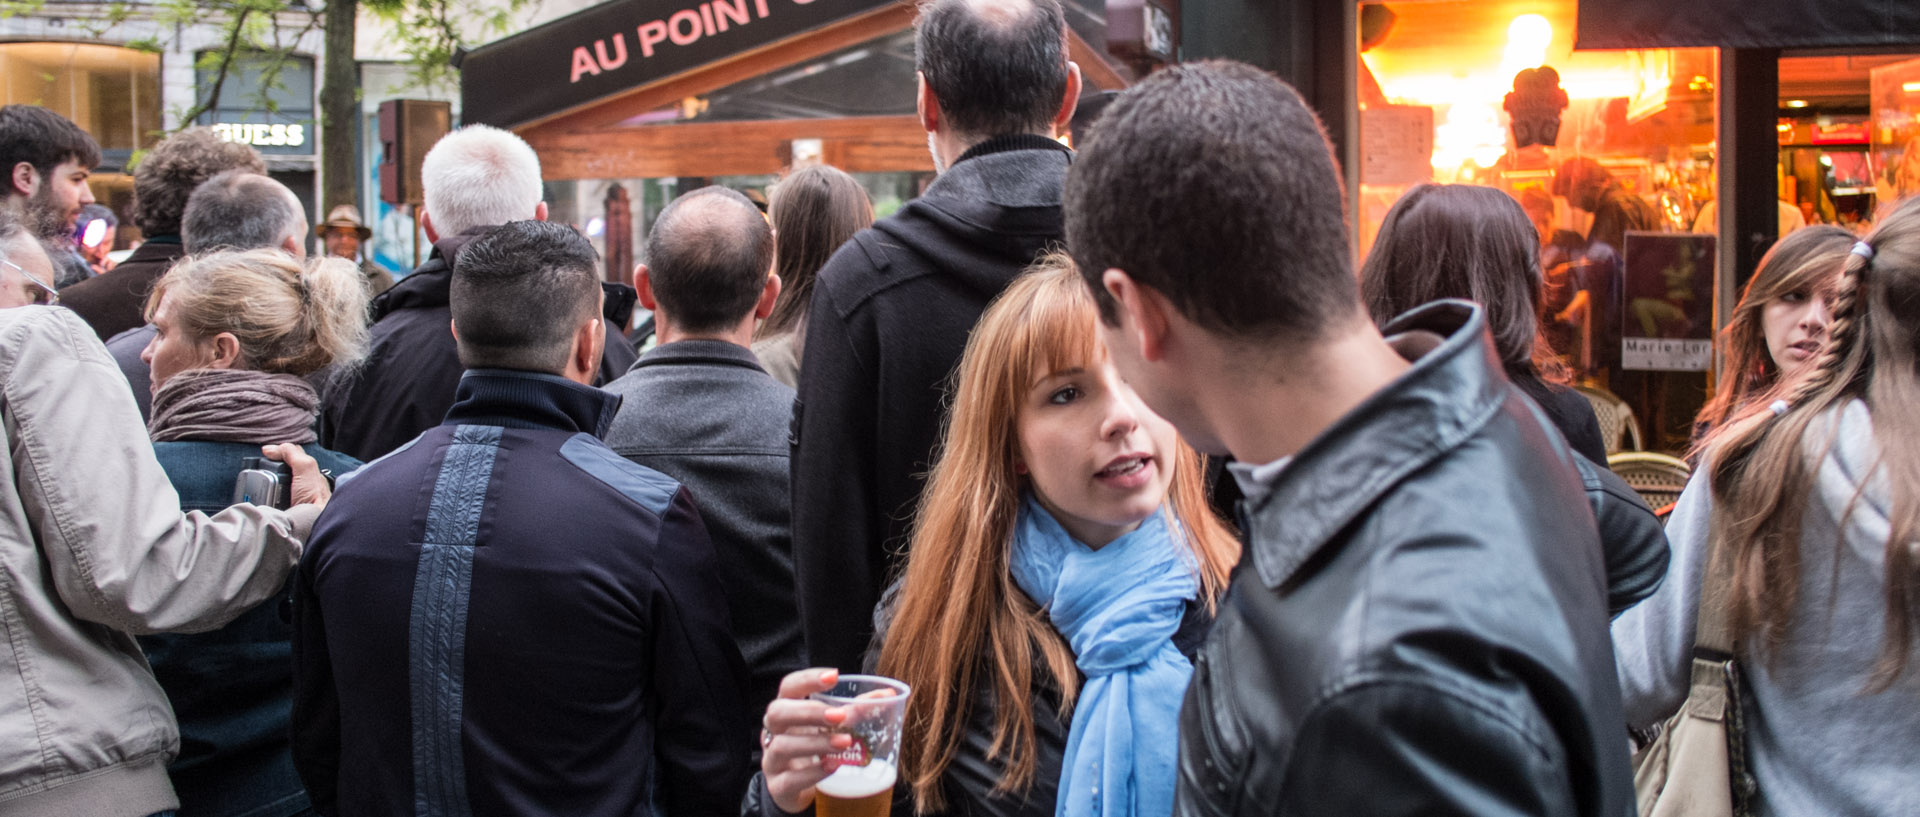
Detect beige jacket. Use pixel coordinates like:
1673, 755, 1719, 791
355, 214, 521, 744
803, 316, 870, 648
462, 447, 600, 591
0, 307, 319, 816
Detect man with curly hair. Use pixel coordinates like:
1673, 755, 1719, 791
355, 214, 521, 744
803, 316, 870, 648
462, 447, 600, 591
61, 128, 265, 342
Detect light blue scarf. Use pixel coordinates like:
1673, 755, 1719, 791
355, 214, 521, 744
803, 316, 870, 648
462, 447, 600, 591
1009, 494, 1198, 817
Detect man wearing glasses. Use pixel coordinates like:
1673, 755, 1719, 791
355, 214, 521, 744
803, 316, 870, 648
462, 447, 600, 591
0, 213, 60, 308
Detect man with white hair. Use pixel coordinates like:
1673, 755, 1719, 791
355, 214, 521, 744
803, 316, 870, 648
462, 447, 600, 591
321, 124, 636, 461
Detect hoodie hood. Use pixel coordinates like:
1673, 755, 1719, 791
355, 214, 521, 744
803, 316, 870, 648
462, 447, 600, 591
870, 134, 1072, 299
368, 227, 496, 320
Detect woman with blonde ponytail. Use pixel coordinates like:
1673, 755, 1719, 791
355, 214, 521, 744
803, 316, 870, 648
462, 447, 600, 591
135, 248, 369, 817
1613, 197, 1920, 816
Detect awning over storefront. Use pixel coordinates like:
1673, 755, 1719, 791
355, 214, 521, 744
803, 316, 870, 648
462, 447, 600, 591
458, 0, 896, 129
1576, 0, 1920, 50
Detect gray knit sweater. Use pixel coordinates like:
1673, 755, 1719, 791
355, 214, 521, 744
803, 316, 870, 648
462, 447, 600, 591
1612, 400, 1920, 817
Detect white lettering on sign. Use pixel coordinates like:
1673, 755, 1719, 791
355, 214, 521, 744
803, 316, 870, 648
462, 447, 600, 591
1622, 338, 1711, 371
211, 122, 307, 148
571, 0, 822, 83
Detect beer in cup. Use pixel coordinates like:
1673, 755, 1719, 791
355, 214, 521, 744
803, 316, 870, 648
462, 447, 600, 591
811, 675, 910, 817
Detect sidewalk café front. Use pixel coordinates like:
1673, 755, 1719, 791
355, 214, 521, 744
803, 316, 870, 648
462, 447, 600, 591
1332, 0, 1920, 453
456, 0, 1135, 289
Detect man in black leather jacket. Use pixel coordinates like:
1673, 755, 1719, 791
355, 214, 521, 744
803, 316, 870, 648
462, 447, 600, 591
1064, 61, 1634, 817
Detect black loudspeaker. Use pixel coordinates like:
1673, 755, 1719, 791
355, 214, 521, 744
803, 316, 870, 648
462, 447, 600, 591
378, 99, 451, 206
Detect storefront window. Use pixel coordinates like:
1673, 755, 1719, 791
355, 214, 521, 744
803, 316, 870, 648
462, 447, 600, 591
0, 42, 161, 249
0, 41, 161, 155
1358, 0, 1718, 453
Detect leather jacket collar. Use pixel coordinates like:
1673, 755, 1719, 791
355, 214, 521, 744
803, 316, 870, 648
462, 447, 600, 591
1243, 299, 1509, 589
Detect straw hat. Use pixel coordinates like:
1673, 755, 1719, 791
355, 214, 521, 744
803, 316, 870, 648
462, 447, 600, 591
316, 204, 372, 239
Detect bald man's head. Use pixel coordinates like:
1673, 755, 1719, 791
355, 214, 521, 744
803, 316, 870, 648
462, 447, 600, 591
643, 187, 774, 333
182, 171, 307, 256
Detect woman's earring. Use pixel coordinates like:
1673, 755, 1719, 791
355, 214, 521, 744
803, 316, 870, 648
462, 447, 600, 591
1014, 460, 1028, 475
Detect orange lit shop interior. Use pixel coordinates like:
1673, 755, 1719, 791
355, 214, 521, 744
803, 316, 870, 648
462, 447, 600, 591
1357, 0, 1917, 454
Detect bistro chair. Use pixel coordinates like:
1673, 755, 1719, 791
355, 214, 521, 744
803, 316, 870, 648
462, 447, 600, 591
1607, 451, 1691, 517
1575, 384, 1643, 453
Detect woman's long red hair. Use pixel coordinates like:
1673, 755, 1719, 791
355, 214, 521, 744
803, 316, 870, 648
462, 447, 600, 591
874, 256, 1239, 813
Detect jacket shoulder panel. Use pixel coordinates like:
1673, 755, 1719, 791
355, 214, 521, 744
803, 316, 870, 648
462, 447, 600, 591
335, 435, 420, 489
558, 433, 681, 518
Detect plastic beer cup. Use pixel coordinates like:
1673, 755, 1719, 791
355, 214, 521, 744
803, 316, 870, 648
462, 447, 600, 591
811, 675, 910, 817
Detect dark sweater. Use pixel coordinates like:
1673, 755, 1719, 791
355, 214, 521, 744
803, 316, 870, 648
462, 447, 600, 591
58, 237, 183, 341
292, 370, 752, 816
1512, 374, 1609, 465
790, 134, 1073, 673
602, 340, 802, 726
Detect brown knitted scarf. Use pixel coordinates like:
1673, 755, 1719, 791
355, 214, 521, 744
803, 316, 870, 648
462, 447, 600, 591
148, 368, 319, 444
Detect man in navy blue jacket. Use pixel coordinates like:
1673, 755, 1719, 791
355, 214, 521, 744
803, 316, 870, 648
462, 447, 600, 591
291, 220, 751, 816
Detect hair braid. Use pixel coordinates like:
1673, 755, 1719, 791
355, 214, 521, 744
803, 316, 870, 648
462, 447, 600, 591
1704, 251, 1868, 657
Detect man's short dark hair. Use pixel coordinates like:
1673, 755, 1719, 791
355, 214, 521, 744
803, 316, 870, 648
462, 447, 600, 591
644, 186, 773, 334
916, 0, 1068, 137
452, 220, 601, 372
183, 171, 301, 253
132, 127, 266, 238
1065, 60, 1356, 341
0, 105, 102, 184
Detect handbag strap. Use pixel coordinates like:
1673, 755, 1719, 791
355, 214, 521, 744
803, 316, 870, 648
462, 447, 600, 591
1692, 530, 1736, 660
1688, 526, 1758, 814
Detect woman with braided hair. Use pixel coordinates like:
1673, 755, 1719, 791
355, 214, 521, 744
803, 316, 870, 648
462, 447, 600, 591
1691, 225, 1854, 444
1612, 197, 1920, 816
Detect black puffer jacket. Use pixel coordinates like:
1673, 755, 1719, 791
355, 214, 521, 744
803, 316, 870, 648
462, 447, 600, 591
1174, 301, 1633, 817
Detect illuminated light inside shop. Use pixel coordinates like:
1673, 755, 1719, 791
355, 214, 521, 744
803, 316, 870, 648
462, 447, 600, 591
1361, 3, 1687, 183
1785, 99, 1810, 108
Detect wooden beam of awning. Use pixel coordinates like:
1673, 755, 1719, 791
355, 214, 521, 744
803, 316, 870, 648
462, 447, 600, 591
527, 114, 935, 180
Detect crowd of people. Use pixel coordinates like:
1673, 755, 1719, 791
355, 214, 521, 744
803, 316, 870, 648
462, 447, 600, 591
0, 0, 1914, 815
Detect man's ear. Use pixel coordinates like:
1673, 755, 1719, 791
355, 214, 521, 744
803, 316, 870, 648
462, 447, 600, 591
634, 264, 658, 311
570, 315, 604, 384
1052, 61, 1083, 134
534, 201, 550, 222
448, 318, 460, 342
754, 271, 782, 320
421, 209, 440, 243
916, 72, 939, 135
1102, 268, 1172, 363
9, 162, 35, 198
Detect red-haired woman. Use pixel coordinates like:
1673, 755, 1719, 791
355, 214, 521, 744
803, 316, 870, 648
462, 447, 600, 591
751, 257, 1239, 817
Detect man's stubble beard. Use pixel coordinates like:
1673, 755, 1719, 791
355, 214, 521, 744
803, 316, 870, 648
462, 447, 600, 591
26, 183, 74, 241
